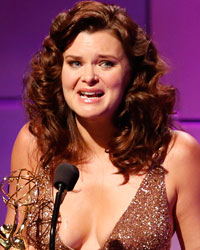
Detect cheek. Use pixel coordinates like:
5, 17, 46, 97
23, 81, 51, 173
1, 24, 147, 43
61, 68, 75, 90
104, 71, 128, 93
61, 68, 67, 88
101, 70, 122, 88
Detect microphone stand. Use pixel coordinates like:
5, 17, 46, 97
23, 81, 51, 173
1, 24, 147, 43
49, 163, 79, 250
49, 183, 65, 250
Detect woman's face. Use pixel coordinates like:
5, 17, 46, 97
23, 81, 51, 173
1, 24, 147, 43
61, 30, 131, 122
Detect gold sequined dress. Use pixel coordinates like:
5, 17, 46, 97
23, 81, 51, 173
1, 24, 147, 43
26, 166, 172, 250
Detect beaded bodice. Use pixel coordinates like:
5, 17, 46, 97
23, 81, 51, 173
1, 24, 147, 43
26, 166, 171, 250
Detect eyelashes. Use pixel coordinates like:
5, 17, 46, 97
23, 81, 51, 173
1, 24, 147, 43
66, 60, 116, 69
68, 61, 82, 68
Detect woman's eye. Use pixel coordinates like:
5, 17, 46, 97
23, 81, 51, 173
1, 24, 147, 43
100, 61, 115, 68
68, 61, 81, 67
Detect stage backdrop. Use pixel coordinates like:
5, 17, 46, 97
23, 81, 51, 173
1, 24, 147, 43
151, 0, 200, 142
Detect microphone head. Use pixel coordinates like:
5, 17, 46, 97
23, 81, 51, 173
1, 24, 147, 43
54, 163, 79, 191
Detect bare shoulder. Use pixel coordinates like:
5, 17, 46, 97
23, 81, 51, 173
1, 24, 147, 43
165, 131, 200, 248
164, 129, 200, 195
165, 130, 200, 170
14, 123, 35, 145
3, 125, 40, 226
11, 123, 39, 172
170, 129, 200, 153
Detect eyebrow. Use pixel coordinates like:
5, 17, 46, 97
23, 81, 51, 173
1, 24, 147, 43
64, 55, 82, 60
63, 54, 120, 60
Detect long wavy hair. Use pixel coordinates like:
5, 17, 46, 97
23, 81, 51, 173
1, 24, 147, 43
23, 1, 176, 181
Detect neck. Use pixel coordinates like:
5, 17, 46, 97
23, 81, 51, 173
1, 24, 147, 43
75, 116, 115, 155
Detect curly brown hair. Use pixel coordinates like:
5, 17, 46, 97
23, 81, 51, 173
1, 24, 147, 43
23, 1, 176, 181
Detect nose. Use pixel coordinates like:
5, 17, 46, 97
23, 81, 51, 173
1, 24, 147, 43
81, 65, 99, 85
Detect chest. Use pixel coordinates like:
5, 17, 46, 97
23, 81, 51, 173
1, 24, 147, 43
26, 166, 173, 250
55, 168, 172, 249
57, 172, 141, 247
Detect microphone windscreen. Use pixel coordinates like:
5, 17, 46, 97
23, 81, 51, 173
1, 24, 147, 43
54, 163, 79, 191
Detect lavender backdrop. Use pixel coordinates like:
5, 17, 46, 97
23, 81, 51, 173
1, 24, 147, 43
0, 1, 199, 249
151, 0, 200, 144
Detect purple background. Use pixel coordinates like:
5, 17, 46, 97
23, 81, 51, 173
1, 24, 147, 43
0, 1, 199, 249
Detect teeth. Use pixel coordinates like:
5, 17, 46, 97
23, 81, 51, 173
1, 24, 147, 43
81, 92, 96, 96
80, 91, 103, 98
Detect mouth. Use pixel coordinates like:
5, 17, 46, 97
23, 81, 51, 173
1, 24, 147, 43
79, 91, 104, 98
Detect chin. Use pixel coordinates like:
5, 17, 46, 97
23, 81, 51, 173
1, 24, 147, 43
76, 111, 112, 122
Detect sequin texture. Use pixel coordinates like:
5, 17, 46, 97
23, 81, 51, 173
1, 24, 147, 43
26, 166, 171, 250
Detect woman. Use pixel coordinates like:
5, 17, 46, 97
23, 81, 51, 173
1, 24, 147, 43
1, 1, 200, 249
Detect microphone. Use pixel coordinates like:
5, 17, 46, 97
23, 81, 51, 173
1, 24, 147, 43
49, 163, 79, 250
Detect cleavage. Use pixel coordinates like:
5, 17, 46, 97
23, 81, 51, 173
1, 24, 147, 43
56, 172, 146, 249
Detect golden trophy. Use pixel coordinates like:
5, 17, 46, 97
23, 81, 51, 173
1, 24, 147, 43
0, 169, 45, 250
